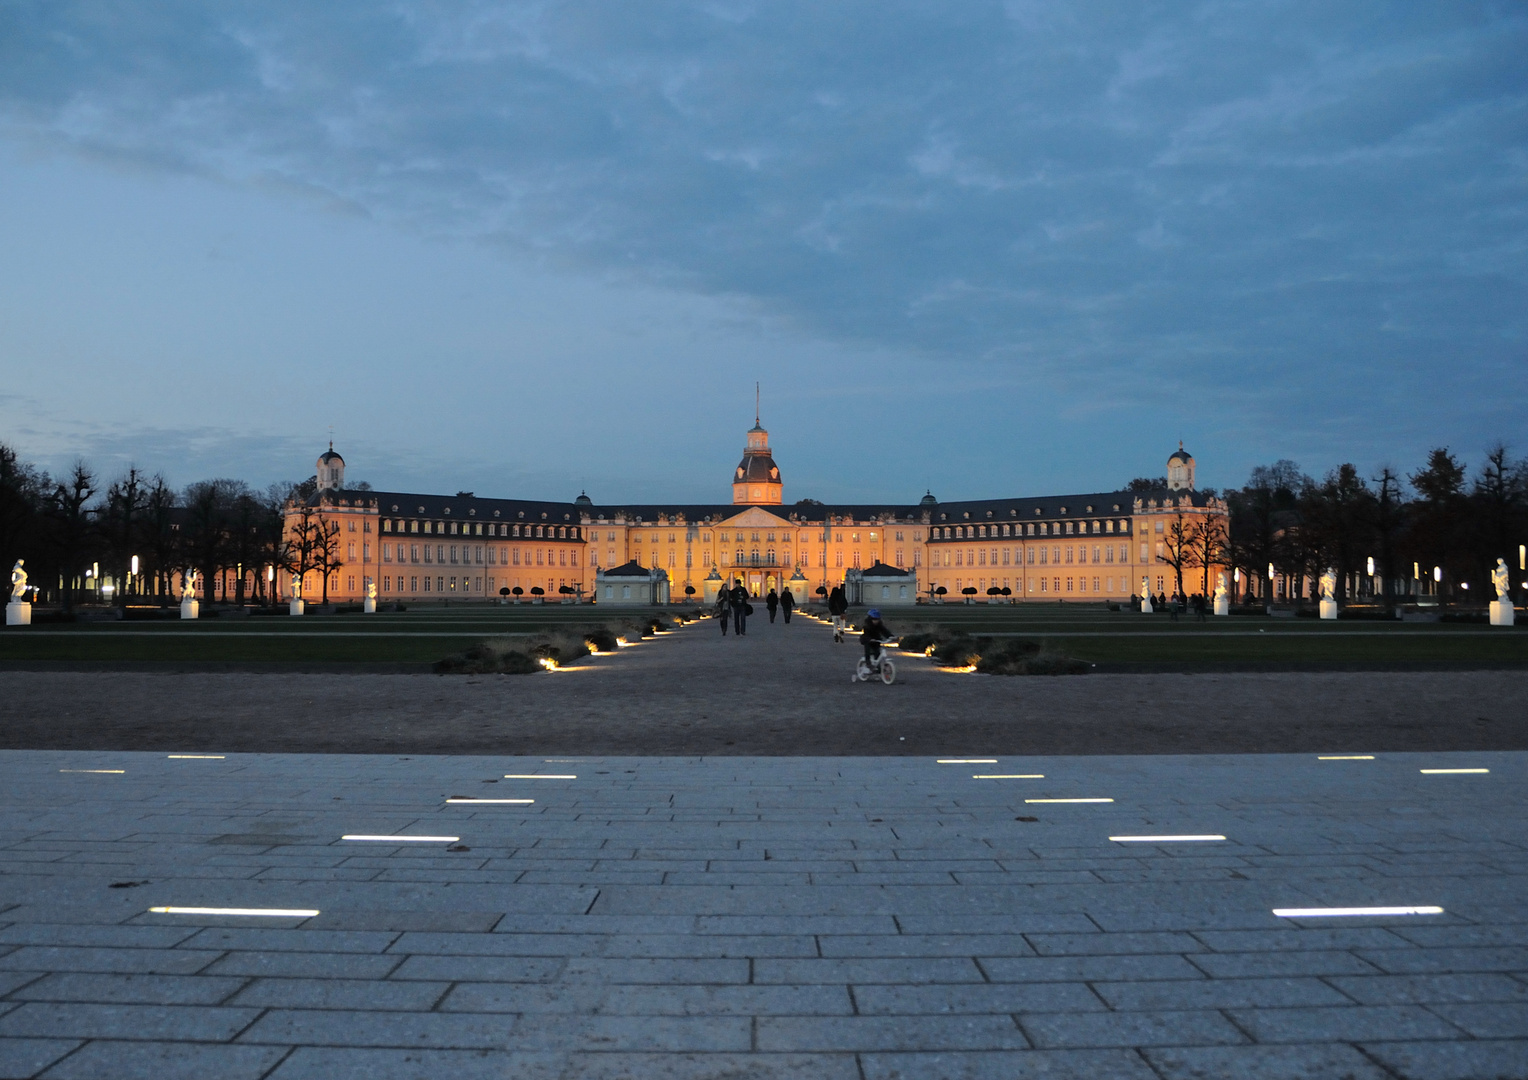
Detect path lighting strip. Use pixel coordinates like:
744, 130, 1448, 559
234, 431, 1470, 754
973, 774, 1045, 779
1025, 798, 1113, 804
150, 907, 320, 917
341, 835, 460, 843
1420, 768, 1489, 774
59, 769, 124, 774
1318, 756, 1374, 760
1273, 906, 1443, 918
504, 774, 576, 779
1110, 835, 1226, 843
445, 798, 534, 804
167, 755, 225, 760
937, 759, 997, 764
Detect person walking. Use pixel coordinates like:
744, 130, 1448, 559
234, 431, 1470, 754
731, 579, 749, 636
828, 584, 848, 642
715, 584, 731, 635
765, 588, 779, 623
780, 587, 794, 623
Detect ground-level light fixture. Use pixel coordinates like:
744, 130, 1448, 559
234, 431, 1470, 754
1110, 835, 1225, 843
1420, 768, 1489, 774
1273, 906, 1441, 918
973, 774, 1044, 779
341, 835, 459, 843
150, 907, 319, 918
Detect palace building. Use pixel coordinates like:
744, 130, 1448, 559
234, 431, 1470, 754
283, 424, 1228, 606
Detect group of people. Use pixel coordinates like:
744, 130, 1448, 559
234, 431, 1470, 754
1133, 591, 1209, 621
715, 580, 794, 636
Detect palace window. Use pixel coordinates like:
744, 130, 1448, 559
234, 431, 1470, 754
895, 531, 904, 541
912, 551, 920, 567
1038, 548, 1046, 565
835, 552, 843, 568
852, 552, 860, 569
895, 549, 903, 567
990, 548, 998, 566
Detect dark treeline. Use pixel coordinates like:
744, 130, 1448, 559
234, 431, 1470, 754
1220, 445, 1526, 608
0, 442, 328, 610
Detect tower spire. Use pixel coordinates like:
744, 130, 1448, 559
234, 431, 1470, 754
755, 382, 760, 426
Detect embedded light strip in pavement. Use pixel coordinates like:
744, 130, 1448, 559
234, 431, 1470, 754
1273, 906, 1443, 918
1110, 835, 1226, 843
150, 907, 320, 917
1420, 768, 1489, 774
1319, 755, 1374, 760
1025, 798, 1113, 804
504, 774, 576, 779
937, 759, 997, 764
59, 769, 124, 774
167, 755, 225, 760
341, 835, 460, 843
445, 798, 534, 805
973, 774, 1044, 779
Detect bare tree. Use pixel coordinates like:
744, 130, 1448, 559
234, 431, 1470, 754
1157, 512, 1194, 600
102, 466, 149, 608
1188, 514, 1230, 599
48, 462, 98, 613
312, 512, 345, 604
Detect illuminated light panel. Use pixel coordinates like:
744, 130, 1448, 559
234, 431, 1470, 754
1110, 835, 1226, 843
937, 759, 997, 764
1273, 906, 1443, 918
445, 798, 534, 805
341, 835, 459, 843
973, 775, 1045, 779
504, 774, 576, 780
1025, 798, 1113, 804
537, 657, 559, 672
1319, 756, 1374, 760
59, 769, 124, 774
1420, 768, 1489, 774
150, 907, 319, 917
167, 755, 225, 760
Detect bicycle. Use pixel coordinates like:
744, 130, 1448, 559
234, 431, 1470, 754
854, 640, 897, 685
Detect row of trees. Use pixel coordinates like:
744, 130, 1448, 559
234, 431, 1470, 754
0, 443, 356, 611
1217, 445, 1526, 609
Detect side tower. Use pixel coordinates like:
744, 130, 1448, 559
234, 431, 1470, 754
317, 442, 346, 491
1167, 442, 1195, 491
732, 417, 783, 505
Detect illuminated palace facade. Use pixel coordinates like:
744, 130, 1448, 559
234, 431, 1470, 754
284, 424, 1227, 604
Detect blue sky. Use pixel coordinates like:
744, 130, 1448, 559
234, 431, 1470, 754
1, 1, 1524, 503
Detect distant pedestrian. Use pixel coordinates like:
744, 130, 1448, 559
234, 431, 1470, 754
731, 580, 749, 636
765, 588, 779, 623
828, 585, 848, 642
716, 586, 731, 635
780, 588, 794, 623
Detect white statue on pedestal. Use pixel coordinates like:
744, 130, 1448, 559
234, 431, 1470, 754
1490, 558, 1516, 626
363, 579, 377, 614
290, 573, 302, 600
1213, 570, 1230, 616
1140, 577, 1153, 613
10, 559, 26, 602
6, 559, 30, 625
1318, 567, 1338, 620
180, 570, 197, 602
289, 572, 304, 616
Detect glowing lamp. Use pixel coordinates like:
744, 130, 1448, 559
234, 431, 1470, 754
1433, 566, 1442, 582
1366, 557, 1374, 576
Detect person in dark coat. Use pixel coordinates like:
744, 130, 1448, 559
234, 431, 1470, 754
730, 580, 749, 635
779, 587, 794, 623
828, 585, 848, 642
765, 588, 779, 623
715, 584, 731, 635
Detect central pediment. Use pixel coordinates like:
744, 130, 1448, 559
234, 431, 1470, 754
718, 506, 794, 529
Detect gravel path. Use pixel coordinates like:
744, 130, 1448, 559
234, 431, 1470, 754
1, 613, 1523, 756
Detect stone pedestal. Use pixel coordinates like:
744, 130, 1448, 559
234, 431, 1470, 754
1319, 599, 1338, 620
1490, 600, 1516, 627
1213, 596, 1229, 616
289, 599, 305, 616
179, 599, 199, 620
1140, 597, 1153, 613
363, 596, 376, 614
5, 601, 31, 626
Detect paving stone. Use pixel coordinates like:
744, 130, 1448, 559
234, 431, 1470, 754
0, 946, 222, 976
37, 1040, 291, 1080
1188, 949, 1381, 978
387, 954, 564, 982
851, 982, 1104, 1015
1091, 976, 1349, 1010
1356, 945, 1528, 974
756, 957, 983, 984
439, 981, 853, 1016
11, 972, 247, 1005
820, 934, 1037, 958
180, 927, 400, 953
1142, 1043, 1392, 1079
0, 923, 200, 949
509, 1014, 753, 1051
306, 910, 502, 932
228, 976, 450, 1010
858, 1048, 1160, 1079
1018, 1009, 1248, 1049
0, 969, 45, 996
267, 1047, 861, 1079
0, 1038, 80, 1080
1025, 931, 1204, 956
1225, 1004, 1464, 1043
204, 950, 404, 979
238, 1007, 518, 1049
0, 1002, 261, 1041
1326, 972, 1528, 1004
1361, 1038, 1528, 1080
982, 954, 1206, 983
1425, 1001, 1528, 1038
756, 1014, 1030, 1052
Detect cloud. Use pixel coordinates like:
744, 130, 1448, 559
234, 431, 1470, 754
0, 0, 1525, 467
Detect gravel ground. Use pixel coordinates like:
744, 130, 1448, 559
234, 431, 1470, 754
1, 614, 1523, 756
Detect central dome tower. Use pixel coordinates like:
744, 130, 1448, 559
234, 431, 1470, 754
732, 416, 783, 505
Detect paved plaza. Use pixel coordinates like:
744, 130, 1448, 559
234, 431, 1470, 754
0, 744, 1525, 1078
